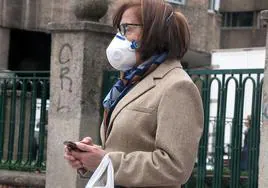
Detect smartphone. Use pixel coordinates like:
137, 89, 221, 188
63, 141, 84, 152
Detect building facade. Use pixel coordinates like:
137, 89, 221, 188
219, 0, 268, 48
0, 0, 266, 71
0, 0, 221, 71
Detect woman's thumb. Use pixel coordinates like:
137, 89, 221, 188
80, 137, 93, 145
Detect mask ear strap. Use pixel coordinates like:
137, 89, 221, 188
131, 41, 140, 49
166, 11, 174, 23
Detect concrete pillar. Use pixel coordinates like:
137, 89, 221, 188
259, 10, 268, 188
0, 27, 10, 70
45, 0, 114, 188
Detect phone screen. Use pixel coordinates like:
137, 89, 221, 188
64, 141, 84, 152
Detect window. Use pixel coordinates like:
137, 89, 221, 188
222, 12, 255, 28
209, 0, 220, 11
165, 0, 185, 5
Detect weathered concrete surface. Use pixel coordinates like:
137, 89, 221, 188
221, 28, 267, 49
46, 21, 114, 188
0, 27, 10, 69
259, 10, 268, 188
0, 170, 45, 187
180, 6, 221, 54
220, 0, 268, 12
0, 0, 221, 53
73, 0, 108, 21
0, 0, 77, 31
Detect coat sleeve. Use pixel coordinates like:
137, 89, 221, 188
107, 80, 204, 187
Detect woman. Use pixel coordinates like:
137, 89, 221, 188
64, 0, 204, 187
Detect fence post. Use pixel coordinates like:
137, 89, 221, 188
0, 27, 10, 69
259, 10, 268, 188
45, 1, 114, 188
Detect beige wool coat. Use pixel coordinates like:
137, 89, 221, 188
100, 59, 204, 188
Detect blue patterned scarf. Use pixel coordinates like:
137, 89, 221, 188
103, 52, 168, 137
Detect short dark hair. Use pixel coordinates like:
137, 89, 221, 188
113, 0, 190, 61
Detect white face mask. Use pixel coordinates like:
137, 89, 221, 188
106, 33, 138, 71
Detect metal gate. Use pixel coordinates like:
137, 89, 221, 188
0, 68, 263, 188
103, 68, 263, 188
0, 71, 49, 172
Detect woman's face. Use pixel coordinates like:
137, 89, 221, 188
120, 7, 142, 44
120, 7, 143, 64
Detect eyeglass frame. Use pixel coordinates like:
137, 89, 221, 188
118, 23, 143, 36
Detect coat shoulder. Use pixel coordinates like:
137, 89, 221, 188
157, 65, 193, 87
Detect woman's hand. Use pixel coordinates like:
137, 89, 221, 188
64, 147, 83, 170
63, 137, 94, 170
71, 143, 106, 171
80, 137, 94, 145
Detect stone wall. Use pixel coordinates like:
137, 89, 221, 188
0, 28, 9, 69
220, 0, 268, 12
179, 6, 221, 53
221, 28, 267, 49
0, 170, 45, 188
0, 0, 221, 53
0, 0, 76, 31
259, 10, 268, 188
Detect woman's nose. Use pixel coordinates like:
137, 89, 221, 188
125, 30, 141, 42
126, 33, 137, 41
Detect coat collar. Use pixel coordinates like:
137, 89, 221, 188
106, 59, 183, 139
152, 59, 182, 79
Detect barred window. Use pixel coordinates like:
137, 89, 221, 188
222, 12, 255, 28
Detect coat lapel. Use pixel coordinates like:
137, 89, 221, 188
105, 59, 183, 140
106, 74, 155, 135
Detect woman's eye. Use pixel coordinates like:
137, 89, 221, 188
126, 26, 133, 33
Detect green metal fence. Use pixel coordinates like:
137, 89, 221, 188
102, 69, 263, 188
0, 68, 263, 188
0, 71, 49, 172
185, 69, 263, 188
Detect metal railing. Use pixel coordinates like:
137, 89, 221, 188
184, 69, 263, 188
102, 69, 263, 188
0, 68, 263, 188
0, 71, 49, 172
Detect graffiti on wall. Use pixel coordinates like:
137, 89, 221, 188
57, 43, 73, 112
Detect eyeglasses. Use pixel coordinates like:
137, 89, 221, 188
118, 23, 143, 36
